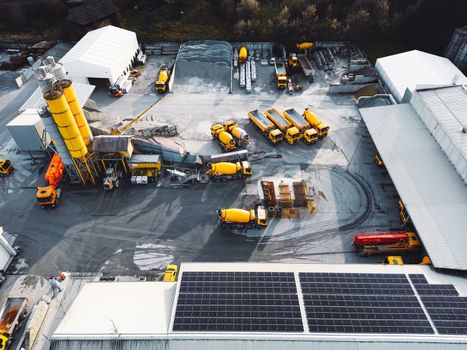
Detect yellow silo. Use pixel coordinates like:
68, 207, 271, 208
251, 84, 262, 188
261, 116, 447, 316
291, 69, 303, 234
58, 80, 93, 146
44, 89, 88, 159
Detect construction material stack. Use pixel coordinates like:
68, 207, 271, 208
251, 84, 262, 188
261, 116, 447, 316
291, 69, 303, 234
265, 108, 301, 145
248, 110, 282, 144
283, 108, 318, 144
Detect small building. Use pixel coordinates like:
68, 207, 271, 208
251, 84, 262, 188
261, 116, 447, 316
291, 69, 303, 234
375, 50, 467, 103
6, 109, 51, 152
60, 25, 139, 85
92, 135, 134, 158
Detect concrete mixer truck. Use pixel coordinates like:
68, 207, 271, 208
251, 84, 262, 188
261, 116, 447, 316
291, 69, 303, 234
223, 120, 249, 146
211, 123, 237, 152
36, 153, 64, 209
207, 161, 251, 182
238, 47, 248, 63
217, 206, 268, 229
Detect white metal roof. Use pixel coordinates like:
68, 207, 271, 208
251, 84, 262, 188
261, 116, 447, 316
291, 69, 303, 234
411, 86, 467, 183
60, 25, 138, 84
53, 282, 177, 337
19, 82, 95, 113
360, 103, 467, 270
375, 50, 467, 102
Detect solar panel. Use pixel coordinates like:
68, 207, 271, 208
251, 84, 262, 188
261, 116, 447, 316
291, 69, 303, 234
300, 272, 434, 334
409, 274, 428, 284
420, 295, 467, 335
173, 272, 303, 332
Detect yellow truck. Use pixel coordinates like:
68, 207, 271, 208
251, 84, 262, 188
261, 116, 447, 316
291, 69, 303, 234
302, 108, 329, 138
238, 47, 248, 63
155, 65, 170, 93
353, 231, 421, 257
0, 160, 13, 177
0, 297, 27, 350
283, 108, 319, 144
248, 110, 282, 145
223, 120, 249, 145
207, 161, 251, 182
287, 53, 299, 71
128, 154, 162, 184
211, 124, 236, 152
217, 206, 267, 229
265, 108, 301, 145
274, 62, 287, 89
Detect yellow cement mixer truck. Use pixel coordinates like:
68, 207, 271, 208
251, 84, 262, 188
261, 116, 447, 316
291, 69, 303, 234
302, 108, 329, 138
207, 161, 251, 182
238, 47, 248, 63
211, 123, 237, 152
217, 207, 268, 229
223, 120, 249, 146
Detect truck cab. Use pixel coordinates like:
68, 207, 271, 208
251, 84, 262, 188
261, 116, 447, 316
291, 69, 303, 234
303, 129, 319, 144
255, 206, 268, 228
0, 160, 13, 177
285, 127, 302, 144
36, 186, 59, 209
155, 66, 169, 93
210, 123, 224, 137
241, 161, 252, 176
162, 265, 178, 282
269, 129, 283, 144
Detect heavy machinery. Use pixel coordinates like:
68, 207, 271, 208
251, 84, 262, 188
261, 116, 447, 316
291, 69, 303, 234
384, 256, 431, 265
155, 65, 170, 93
0, 160, 13, 177
274, 62, 287, 89
207, 161, 251, 182
283, 108, 319, 144
217, 206, 267, 229
287, 53, 299, 71
0, 297, 27, 350
297, 42, 314, 51
302, 108, 329, 138
353, 231, 421, 256
248, 110, 282, 145
103, 164, 123, 190
238, 47, 248, 63
162, 265, 178, 282
111, 94, 167, 135
375, 154, 384, 167
210, 124, 236, 152
128, 154, 161, 184
223, 120, 249, 146
265, 108, 301, 145
36, 153, 64, 209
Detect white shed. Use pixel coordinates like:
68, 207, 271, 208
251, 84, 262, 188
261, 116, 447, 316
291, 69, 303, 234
60, 25, 139, 85
375, 50, 467, 103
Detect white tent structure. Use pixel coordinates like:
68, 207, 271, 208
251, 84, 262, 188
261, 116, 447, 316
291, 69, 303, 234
60, 25, 139, 85
375, 50, 467, 102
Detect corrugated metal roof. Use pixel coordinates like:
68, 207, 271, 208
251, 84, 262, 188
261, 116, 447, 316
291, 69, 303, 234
375, 50, 467, 102
411, 86, 467, 183
359, 103, 467, 270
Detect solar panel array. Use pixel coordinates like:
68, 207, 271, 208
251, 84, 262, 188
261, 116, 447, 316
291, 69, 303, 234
410, 274, 467, 335
300, 272, 434, 334
172, 272, 303, 332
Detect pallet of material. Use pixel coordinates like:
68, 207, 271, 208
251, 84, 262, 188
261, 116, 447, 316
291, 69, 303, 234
282, 208, 300, 219
279, 183, 293, 208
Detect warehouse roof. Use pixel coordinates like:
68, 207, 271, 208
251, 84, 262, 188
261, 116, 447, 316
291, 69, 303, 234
19, 82, 95, 112
411, 86, 467, 183
360, 103, 467, 270
54, 282, 177, 337
51, 263, 467, 348
60, 25, 138, 84
375, 50, 467, 102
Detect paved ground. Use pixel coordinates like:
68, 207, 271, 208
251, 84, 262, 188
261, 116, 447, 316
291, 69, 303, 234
0, 45, 403, 277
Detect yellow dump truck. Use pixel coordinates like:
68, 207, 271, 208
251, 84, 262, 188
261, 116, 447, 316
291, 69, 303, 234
128, 154, 162, 184
283, 108, 319, 144
238, 47, 248, 63
302, 108, 329, 138
217, 206, 267, 229
207, 161, 251, 182
0, 160, 13, 177
248, 110, 282, 145
274, 62, 287, 89
223, 120, 249, 145
155, 65, 170, 93
211, 124, 236, 152
265, 108, 301, 145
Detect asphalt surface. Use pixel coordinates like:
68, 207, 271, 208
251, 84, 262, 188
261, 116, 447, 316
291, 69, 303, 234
0, 46, 403, 277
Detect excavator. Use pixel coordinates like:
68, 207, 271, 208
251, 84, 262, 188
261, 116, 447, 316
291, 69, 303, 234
36, 153, 64, 209
0, 160, 13, 177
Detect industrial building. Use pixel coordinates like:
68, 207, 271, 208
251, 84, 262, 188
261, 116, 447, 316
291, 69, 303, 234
49, 263, 467, 349
445, 27, 467, 73
375, 50, 467, 103
60, 25, 139, 85
359, 85, 467, 271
